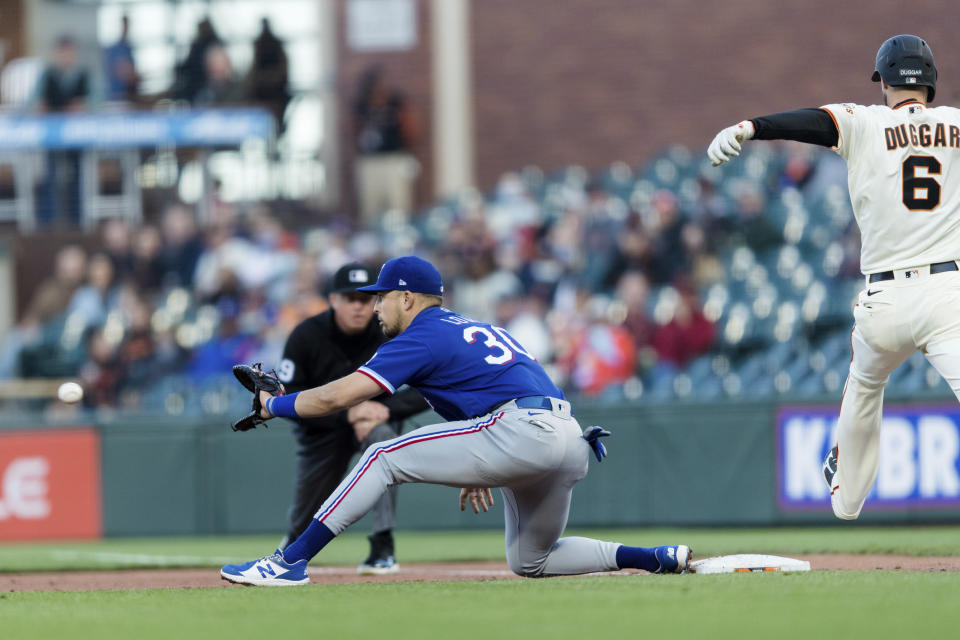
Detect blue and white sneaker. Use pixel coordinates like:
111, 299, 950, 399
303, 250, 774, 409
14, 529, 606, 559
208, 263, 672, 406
220, 549, 309, 586
652, 545, 692, 574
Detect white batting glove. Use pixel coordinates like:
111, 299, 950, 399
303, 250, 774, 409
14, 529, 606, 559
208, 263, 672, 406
707, 120, 755, 166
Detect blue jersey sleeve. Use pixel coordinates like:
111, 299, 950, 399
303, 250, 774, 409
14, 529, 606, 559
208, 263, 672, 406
357, 332, 435, 394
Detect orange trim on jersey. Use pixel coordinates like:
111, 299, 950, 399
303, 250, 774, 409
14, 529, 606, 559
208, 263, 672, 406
819, 107, 842, 150
893, 99, 925, 110
839, 323, 855, 407
832, 325, 855, 503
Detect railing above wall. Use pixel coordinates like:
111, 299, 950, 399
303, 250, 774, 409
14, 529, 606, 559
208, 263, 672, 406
0, 108, 275, 150
0, 107, 275, 232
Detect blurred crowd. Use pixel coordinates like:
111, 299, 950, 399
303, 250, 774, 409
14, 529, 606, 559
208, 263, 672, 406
20, 15, 290, 117
0, 139, 862, 415
3, 13, 420, 232
1, 14, 294, 228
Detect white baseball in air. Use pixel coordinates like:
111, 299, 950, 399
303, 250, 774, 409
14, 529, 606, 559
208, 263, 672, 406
57, 381, 84, 404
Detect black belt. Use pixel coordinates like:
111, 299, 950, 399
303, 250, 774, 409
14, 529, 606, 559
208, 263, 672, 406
868, 260, 958, 283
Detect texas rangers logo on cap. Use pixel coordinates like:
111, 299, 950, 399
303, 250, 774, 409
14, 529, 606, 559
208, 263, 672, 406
357, 256, 444, 296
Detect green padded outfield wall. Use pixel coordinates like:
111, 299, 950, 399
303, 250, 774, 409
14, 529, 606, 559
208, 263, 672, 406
92, 402, 779, 536
4, 396, 959, 537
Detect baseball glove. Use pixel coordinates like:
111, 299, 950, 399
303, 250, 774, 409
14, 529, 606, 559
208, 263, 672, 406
231, 362, 286, 432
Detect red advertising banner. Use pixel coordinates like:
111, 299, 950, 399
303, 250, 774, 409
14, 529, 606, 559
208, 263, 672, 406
0, 428, 102, 541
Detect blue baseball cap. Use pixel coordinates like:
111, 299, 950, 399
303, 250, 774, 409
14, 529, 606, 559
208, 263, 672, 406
357, 256, 444, 295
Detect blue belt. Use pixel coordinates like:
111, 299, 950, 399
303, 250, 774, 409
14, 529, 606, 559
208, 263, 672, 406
514, 395, 573, 417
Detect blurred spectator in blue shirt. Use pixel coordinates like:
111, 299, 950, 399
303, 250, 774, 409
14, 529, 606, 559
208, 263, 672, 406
103, 15, 139, 103
189, 297, 259, 380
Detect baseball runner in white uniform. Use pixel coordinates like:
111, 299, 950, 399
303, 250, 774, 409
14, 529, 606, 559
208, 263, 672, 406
708, 34, 960, 520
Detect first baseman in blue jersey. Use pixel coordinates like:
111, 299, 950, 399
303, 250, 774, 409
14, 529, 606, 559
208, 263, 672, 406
221, 256, 691, 586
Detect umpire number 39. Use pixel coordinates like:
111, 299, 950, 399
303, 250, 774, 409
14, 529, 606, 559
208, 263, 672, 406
903, 155, 941, 211
463, 326, 534, 365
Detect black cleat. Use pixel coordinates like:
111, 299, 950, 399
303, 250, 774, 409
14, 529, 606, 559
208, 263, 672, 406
358, 530, 399, 575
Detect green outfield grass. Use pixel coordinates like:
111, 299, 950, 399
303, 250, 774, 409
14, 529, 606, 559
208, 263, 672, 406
3, 527, 960, 640
2, 525, 960, 572
4, 571, 960, 640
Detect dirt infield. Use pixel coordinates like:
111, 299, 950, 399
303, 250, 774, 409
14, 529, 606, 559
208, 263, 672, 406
3, 555, 959, 592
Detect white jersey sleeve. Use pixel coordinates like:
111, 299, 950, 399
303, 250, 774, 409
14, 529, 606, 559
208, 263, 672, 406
819, 101, 960, 274
820, 103, 867, 160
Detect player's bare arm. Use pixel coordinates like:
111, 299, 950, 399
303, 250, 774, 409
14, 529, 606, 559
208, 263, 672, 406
259, 371, 383, 420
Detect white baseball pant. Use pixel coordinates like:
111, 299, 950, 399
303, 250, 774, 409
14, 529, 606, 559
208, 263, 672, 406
831, 266, 960, 519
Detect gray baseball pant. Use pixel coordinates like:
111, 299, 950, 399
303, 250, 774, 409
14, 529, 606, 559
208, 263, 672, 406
310, 402, 621, 577
285, 423, 398, 545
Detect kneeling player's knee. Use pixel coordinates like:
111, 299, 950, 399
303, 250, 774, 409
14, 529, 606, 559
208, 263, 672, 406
510, 564, 544, 578
506, 554, 545, 578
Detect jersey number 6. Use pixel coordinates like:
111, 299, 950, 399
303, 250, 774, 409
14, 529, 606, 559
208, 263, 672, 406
903, 155, 941, 211
463, 326, 533, 365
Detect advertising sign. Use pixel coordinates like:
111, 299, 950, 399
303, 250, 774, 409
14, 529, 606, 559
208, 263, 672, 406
0, 428, 101, 540
778, 405, 960, 510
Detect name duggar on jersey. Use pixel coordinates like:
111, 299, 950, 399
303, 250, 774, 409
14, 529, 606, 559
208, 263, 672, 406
885, 122, 960, 150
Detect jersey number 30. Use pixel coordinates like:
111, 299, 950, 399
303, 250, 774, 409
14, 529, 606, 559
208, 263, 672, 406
463, 326, 533, 365
903, 155, 941, 211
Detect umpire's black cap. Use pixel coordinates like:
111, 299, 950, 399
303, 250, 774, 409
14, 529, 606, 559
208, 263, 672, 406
328, 262, 375, 294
